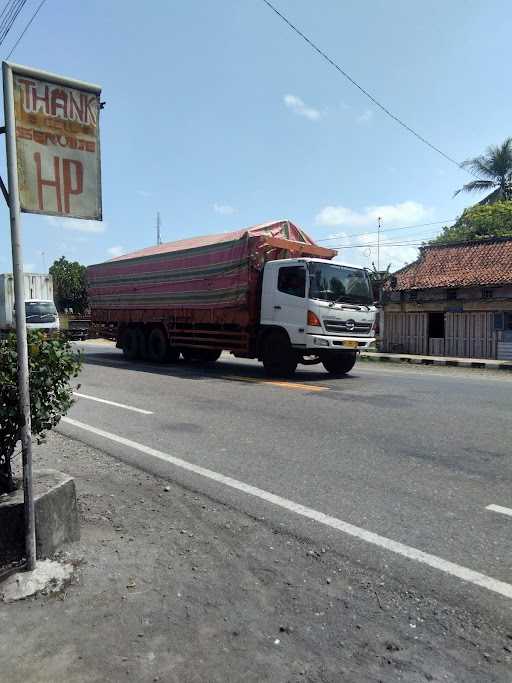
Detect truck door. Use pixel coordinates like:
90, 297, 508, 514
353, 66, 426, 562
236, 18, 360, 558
273, 265, 307, 345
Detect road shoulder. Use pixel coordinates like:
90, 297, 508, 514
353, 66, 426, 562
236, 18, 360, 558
2, 431, 511, 683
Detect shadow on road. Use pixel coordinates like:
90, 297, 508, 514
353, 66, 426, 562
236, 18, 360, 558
79, 348, 360, 384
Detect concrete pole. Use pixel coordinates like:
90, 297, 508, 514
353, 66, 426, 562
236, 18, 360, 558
377, 216, 382, 273
3, 61, 36, 570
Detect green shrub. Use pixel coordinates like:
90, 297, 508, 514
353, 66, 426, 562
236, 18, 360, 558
0, 331, 81, 493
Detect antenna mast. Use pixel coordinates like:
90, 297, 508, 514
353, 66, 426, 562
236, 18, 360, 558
156, 212, 162, 246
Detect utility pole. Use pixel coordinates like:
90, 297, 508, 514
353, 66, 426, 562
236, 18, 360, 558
377, 216, 382, 273
3, 61, 36, 569
156, 211, 162, 246
41, 250, 46, 272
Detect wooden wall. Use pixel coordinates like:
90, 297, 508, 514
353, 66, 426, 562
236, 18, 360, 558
383, 312, 428, 354
383, 311, 497, 358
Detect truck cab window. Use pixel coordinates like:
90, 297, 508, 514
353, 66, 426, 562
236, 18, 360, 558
278, 266, 306, 298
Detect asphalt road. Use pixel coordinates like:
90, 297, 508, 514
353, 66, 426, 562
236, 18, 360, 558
59, 341, 512, 624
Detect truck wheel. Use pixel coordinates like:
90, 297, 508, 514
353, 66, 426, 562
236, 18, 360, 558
122, 327, 140, 361
136, 327, 148, 360
322, 351, 356, 375
262, 331, 298, 378
147, 327, 170, 363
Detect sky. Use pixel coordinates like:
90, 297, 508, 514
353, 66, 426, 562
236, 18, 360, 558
0, 0, 511, 274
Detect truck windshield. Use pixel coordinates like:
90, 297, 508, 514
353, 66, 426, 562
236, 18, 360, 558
308, 263, 372, 305
24, 301, 57, 322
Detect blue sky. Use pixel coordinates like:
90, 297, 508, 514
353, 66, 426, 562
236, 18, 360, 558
0, 0, 510, 273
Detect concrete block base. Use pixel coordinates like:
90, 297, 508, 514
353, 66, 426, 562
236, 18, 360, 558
0, 470, 79, 563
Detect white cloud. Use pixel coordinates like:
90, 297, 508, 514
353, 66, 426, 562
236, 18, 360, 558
136, 190, 152, 198
317, 200, 431, 272
283, 94, 322, 121
356, 108, 374, 124
107, 245, 126, 258
315, 200, 432, 230
45, 216, 106, 233
335, 233, 420, 273
23, 263, 35, 272
213, 203, 236, 215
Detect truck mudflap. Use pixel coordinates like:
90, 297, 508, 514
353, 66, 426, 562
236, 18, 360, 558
306, 334, 374, 351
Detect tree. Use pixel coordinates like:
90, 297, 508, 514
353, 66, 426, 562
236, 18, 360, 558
367, 262, 391, 301
431, 201, 512, 244
49, 256, 88, 314
0, 331, 81, 493
454, 138, 512, 204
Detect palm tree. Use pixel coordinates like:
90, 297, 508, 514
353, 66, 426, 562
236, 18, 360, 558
454, 137, 512, 204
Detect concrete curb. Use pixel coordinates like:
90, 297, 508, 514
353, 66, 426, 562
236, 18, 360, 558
0, 469, 80, 563
360, 352, 512, 371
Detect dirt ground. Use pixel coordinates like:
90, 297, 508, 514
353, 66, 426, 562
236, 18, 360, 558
1, 431, 511, 683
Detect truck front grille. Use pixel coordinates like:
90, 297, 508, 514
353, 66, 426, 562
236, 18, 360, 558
323, 319, 372, 335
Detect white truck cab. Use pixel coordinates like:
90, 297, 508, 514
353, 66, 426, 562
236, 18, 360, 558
22, 299, 60, 332
260, 258, 376, 374
0, 273, 59, 337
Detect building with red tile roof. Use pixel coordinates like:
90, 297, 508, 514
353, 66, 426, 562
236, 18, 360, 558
381, 237, 512, 360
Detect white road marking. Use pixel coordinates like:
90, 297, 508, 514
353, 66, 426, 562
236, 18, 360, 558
61, 416, 512, 600
72, 392, 153, 415
486, 504, 512, 518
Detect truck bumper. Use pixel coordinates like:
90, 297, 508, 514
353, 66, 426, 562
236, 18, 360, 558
305, 333, 374, 352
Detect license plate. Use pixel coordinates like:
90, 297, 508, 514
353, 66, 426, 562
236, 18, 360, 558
342, 340, 358, 349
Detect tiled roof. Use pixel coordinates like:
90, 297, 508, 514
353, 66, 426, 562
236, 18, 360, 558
387, 237, 512, 290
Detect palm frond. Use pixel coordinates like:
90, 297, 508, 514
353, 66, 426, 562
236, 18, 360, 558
453, 180, 496, 198
461, 138, 512, 182
461, 157, 495, 179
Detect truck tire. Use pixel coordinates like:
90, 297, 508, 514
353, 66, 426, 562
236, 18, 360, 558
147, 327, 170, 364
122, 327, 140, 361
322, 351, 356, 376
136, 327, 148, 360
262, 330, 298, 378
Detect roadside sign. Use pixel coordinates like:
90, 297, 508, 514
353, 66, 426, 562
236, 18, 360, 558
1, 62, 102, 570
10, 63, 102, 220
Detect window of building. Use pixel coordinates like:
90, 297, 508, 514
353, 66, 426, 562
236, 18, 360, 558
481, 288, 493, 299
277, 266, 306, 298
446, 289, 457, 301
428, 311, 445, 338
493, 313, 504, 331
408, 291, 418, 301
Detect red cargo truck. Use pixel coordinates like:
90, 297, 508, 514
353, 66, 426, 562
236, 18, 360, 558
87, 220, 376, 376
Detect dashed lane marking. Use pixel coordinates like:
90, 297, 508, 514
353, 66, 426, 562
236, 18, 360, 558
61, 416, 512, 601
73, 392, 153, 415
486, 504, 512, 518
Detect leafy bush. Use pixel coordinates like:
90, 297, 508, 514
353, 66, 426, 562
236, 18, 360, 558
0, 331, 81, 493
431, 201, 512, 244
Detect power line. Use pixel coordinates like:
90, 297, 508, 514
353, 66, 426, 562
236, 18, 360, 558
332, 230, 440, 247
260, 0, 467, 171
6, 0, 47, 59
336, 241, 426, 249
0, 0, 28, 47
316, 219, 455, 242
0, 0, 15, 22
330, 231, 443, 248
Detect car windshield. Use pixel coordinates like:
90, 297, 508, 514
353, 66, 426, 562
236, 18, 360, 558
308, 263, 372, 305
24, 301, 57, 321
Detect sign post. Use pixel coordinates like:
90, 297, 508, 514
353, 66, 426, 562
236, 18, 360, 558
2, 62, 101, 570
